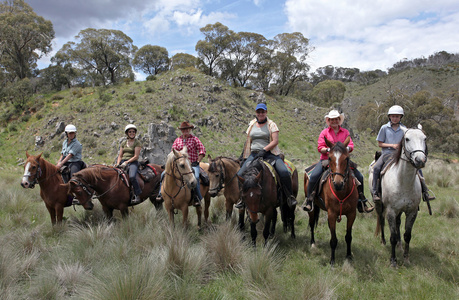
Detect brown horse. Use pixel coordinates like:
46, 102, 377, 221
207, 155, 245, 230
237, 159, 296, 246
63, 163, 163, 219
304, 136, 358, 265
161, 147, 201, 228
20, 152, 94, 225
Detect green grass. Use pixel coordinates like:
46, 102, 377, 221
1, 162, 458, 299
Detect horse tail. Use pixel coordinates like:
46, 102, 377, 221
375, 216, 381, 237
374, 201, 383, 237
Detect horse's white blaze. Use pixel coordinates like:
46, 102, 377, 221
22, 162, 31, 184
250, 192, 253, 197
334, 151, 341, 170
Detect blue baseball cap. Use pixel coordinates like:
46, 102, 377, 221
255, 103, 267, 111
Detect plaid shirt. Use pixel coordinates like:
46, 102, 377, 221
172, 135, 206, 163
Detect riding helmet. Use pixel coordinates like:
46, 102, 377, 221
65, 124, 77, 133
125, 124, 137, 134
387, 105, 404, 116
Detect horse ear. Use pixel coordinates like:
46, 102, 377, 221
417, 124, 423, 130
343, 136, 351, 147
207, 154, 212, 162
26, 151, 30, 158
37, 152, 43, 160
172, 148, 180, 157
237, 175, 245, 184
182, 145, 188, 155
324, 137, 333, 147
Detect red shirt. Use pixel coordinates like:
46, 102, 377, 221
317, 126, 354, 160
172, 135, 206, 163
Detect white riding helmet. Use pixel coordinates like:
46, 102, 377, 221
65, 124, 77, 133
388, 105, 404, 116
124, 124, 137, 134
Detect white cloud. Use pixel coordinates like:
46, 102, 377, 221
284, 0, 459, 70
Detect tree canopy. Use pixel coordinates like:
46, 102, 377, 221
0, 0, 54, 81
132, 45, 169, 76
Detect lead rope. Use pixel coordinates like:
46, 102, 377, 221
328, 176, 356, 222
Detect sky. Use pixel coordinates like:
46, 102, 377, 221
27, 0, 459, 80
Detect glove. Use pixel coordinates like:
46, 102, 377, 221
121, 161, 128, 168
255, 150, 267, 159
191, 161, 199, 167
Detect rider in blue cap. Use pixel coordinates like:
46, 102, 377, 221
236, 102, 297, 208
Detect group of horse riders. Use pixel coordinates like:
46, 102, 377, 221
57, 103, 434, 210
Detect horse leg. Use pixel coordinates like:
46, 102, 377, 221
55, 205, 64, 224
309, 210, 318, 247
328, 213, 338, 266
250, 221, 257, 247
195, 205, 202, 230
387, 210, 399, 267
225, 199, 234, 221
345, 214, 356, 261
378, 203, 386, 245
396, 213, 403, 250
263, 216, 272, 246
120, 208, 129, 218
403, 210, 418, 265
290, 207, 296, 239
46, 205, 57, 225
270, 209, 277, 239
238, 208, 245, 232
182, 206, 189, 229
102, 206, 114, 222
203, 194, 210, 224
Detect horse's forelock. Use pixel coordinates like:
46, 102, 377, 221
208, 160, 218, 173
331, 142, 347, 154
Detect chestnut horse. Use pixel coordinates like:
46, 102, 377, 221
368, 126, 427, 267
20, 152, 93, 225
207, 155, 245, 230
161, 147, 201, 228
63, 163, 163, 219
304, 136, 358, 265
237, 159, 296, 246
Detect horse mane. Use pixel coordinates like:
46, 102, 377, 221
75, 166, 107, 184
208, 156, 239, 173
391, 140, 404, 165
241, 160, 263, 192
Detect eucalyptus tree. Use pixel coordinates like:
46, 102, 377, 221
220, 31, 268, 87
170, 53, 197, 70
195, 22, 234, 77
271, 32, 312, 96
57, 28, 137, 85
133, 45, 169, 76
0, 0, 54, 81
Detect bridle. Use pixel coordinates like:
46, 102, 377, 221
401, 129, 428, 168
68, 168, 120, 199
23, 159, 59, 188
163, 154, 194, 208
209, 157, 238, 195
329, 153, 350, 187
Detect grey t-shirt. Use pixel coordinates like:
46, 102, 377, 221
376, 121, 406, 155
250, 124, 270, 151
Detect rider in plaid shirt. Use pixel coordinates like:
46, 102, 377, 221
172, 121, 206, 206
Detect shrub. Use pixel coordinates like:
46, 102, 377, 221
146, 75, 156, 81
51, 95, 64, 100
145, 87, 154, 93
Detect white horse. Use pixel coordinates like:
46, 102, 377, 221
369, 125, 428, 267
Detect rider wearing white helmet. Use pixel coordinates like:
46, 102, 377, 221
57, 124, 85, 178
371, 105, 435, 203
116, 124, 143, 204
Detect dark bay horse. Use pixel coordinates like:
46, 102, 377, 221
369, 126, 427, 267
161, 147, 200, 228
63, 163, 163, 220
20, 152, 93, 225
207, 155, 245, 230
304, 136, 358, 265
237, 159, 296, 246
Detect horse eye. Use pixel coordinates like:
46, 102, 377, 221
406, 138, 410, 142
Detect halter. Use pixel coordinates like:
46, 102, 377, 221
163, 154, 194, 209
69, 177, 94, 197
327, 151, 353, 223
401, 129, 428, 169
23, 159, 59, 188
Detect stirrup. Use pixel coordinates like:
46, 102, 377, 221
358, 199, 374, 213
193, 196, 201, 207
302, 199, 313, 212
131, 195, 141, 204
423, 191, 436, 202
287, 195, 297, 207
72, 199, 80, 205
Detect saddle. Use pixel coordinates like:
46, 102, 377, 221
199, 167, 209, 186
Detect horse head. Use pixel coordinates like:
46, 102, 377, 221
61, 172, 94, 210
21, 151, 43, 189
207, 155, 224, 197
237, 162, 263, 223
325, 136, 350, 191
401, 126, 427, 169
171, 146, 197, 189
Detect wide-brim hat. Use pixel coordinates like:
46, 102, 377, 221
178, 121, 195, 130
325, 110, 344, 126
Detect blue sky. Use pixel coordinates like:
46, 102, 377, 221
27, 0, 459, 80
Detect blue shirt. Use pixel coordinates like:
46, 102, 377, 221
376, 121, 406, 155
61, 138, 83, 162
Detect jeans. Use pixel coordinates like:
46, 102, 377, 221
122, 160, 141, 196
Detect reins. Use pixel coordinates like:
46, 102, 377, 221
209, 157, 238, 195
24, 159, 60, 188
327, 152, 354, 222
401, 129, 428, 169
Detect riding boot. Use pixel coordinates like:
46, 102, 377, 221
193, 194, 202, 207
372, 179, 381, 202
357, 186, 374, 213
419, 175, 436, 201
302, 191, 315, 212
235, 179, 245, 209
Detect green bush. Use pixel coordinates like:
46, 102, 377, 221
145, 87, 154, 93
146, 75, 156, 81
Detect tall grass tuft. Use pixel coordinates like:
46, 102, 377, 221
201, 222, 246, 273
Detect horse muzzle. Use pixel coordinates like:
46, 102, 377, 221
21, 180, 35, 189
